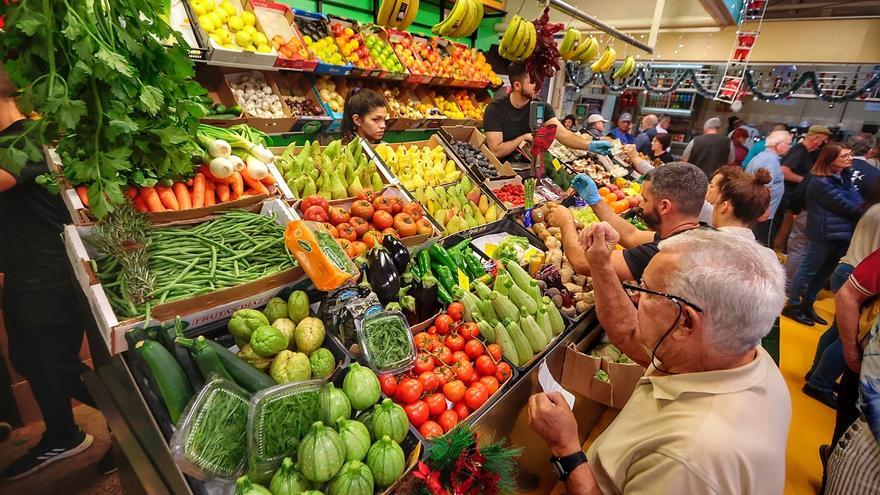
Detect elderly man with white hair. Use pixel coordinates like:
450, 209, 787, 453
682, 117, 736, 179
529, 225, 791, 494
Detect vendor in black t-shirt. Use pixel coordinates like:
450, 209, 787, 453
548, 162, 710, 282
483, 63, 592, 162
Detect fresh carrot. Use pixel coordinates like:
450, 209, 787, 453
124, 185, 138, 200
192, 173, 206, 208
204, 181, 216, 206
139, 187, 165, 212
76, 186, 90, 207
186, 178, 194, 187
230, 172, 244, 200
241, 166, 270, 195
172, 183, 192, 210
260, 171, 276, 187
216, 183, 230, 202
133, 194, 148, 212
198, 164, 233, 184
155, 185, 179, 210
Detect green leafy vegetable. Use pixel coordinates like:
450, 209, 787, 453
491, 236, 530, 264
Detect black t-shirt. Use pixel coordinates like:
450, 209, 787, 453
621, 224, 711, 281
781, 143, 815, 195
482, 93, 555, 162
0, 120, 74, 287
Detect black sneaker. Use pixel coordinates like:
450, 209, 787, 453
97, 448, 117, 476
2, 430, 94, 481
783, 305, 815, 326
0, 422, 10, 443
802, 383, 838, 409
802, 306, 829, 326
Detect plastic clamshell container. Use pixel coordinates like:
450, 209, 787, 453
247, 379, 328, 480
355, 309, 417, 374
170, 378, 250, 482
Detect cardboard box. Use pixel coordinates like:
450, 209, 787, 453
62, 200, 307, 354
269, 72, 332, 133
196, 67, 247, 126
225, 71, 298, 133
291, 9, 353, 76
561, 332, 646, 409
440, 125, 516, 182
247, 0, 318, 71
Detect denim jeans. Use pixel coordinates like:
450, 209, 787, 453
807, 263, 855, 394
787, 239, 849, 306
784, 212, 808, 288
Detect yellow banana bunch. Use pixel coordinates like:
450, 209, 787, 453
431, 0, 483, 38
571, 35, 598, 63
498, 15, 537, 61
376, 0, 420, 30
611, 56, 636, 79
558, 28, 580, 60
589, 46, 616, 73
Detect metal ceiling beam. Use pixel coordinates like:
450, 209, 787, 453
547, 0, 654, 53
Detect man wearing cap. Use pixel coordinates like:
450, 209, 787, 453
681, 117, 735, 179
582, 114, 608, 140
607, 113, 635, 145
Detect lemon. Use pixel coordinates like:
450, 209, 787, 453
221, 1, 236, 15
214, 7, 228, 23
242, 25, 256, 36
256, 44, 272, 53
203, 0, 215, 12
199, 15, 216, 33
241, 11, 256, 26
210, 32, 224, 44
244, 43, 255, 52
234, 30, 252, 47
215, 27, 231, 42
227, 15, 243, 32
252, 32, 268, 46
207, 12, 221, 27
302, 36, 313, 45
191, 1, 207, 16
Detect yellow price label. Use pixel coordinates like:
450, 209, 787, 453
484, 243, 497, 257
552, 158, 562, 171
457, 268, 470, 292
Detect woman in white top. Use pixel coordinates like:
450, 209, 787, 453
711, 167, 773, 242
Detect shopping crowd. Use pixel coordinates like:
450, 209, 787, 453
530, 106, 880, 493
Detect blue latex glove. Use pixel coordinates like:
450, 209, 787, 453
589, 141, 613, 155
571, 174, 601, 205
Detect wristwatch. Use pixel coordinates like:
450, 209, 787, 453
550, 451, 588, 481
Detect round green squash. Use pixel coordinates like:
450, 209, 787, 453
328, 460, 374, 495
343, 363, 380, 411
268, 457, 312, 495
323, 383, 352, 425
371, 398, 409, 444
365, 435, 405, 488
297, 421, 346, 483
337, 418, 372, 462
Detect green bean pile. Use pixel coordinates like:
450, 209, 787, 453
95, 210, 296, 318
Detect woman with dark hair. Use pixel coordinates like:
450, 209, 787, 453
712, 167, 772, 235
705, 164, 747, 205
784, 143, 865, 326
340, 88, 387, 144
562, 114, 577, 130
731, 127, 750, 167
623, 133, 675, 174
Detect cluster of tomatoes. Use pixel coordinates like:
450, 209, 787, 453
492, 183, 526, 207
378, 302, 513, 440
299, 189, 434, 258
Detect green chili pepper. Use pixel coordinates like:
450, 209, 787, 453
428, 244, 457, 274
434, 265, 457, 295
448, 237, 473, 253
462, 250, 486, 278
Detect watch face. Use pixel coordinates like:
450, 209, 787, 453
551, 459, 565, 478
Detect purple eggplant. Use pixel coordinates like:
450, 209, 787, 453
381, 234, 410, 275
366, 247, 401, 304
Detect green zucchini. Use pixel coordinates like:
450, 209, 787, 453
159, 321, 203, 392
477, 321, 495, 343
135, 340, 193, 424
505, 319, 534, 366
536, 307, 554, 343
125, 327, 152, 350
492, 292, 519, 323
520, 310, 547, 353
543, 297, 566, 335
176, 337, 234, 383
493, 323, 519, 366
203, 339, 276, 393
509, 282, 539, 315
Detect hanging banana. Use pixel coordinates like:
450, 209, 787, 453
431, 0, 483, 38
611, 56, 636, 79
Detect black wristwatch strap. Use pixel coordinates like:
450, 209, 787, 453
550, 451, 588, 481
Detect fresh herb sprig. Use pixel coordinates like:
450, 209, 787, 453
0, 0, 207, 217
365, 316, 412, 369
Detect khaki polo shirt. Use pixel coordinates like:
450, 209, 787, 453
585, 348, 791, 494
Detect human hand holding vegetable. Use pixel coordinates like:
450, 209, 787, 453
571, 174, 601, 206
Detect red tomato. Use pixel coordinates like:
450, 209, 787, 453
486, 344, 503, 362
381, 227, 399, 238
419, 421, 444, 439
437, 409, 459, 432
379, 374, 398, 397
435, 314, 453, 335
393, 213, 417, 237
426, 325, 438, 336
451, 351, 469, 363
446, 302, 464, 322
403, 202, 423, 220
416, 218, 434, 235
424, 392, 447, 417
436, 366, 455, 385
453, 361, 475, 383
459, 322, 480, 341
442, 380, 466, 403
495, 362, 513, 383
350, 199, 374, 220
396, 378, 424, 405
349, 241, 367, 258
464, 386, 489, 410
303, 204, 329, 222
479, 376, 500, 395
372, 210, 393, 230
445, 334, 465, 353
475, 355, 496, 376
453, 401, 470, 420
414, 332, 431, 350
418, 371, 440, 393
348, 216, 370, 237
372, 196, 394, 213
433, 346, 455, 367
464, 339, 484, 360
328, 206, 351, 226
336, 222, 357, 241
404, 400, 429, 427
361, 230, 382, 248
414, 352, 435, 374
470, 381, 489, 396
322, 222, 339, 238
357, 188, 377, 203
390, 197, 404, 214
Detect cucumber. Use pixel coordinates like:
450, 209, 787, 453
135, 340, 193, 424
520, 310, 547, 353
493, 323, 519, 366
176, 337, 234, 383
203, 339, 276, 393
505, 319, 534, 366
